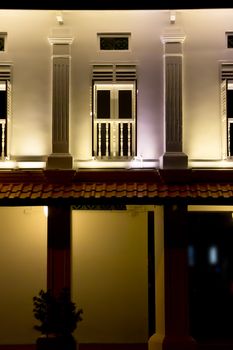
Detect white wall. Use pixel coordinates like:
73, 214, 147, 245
182, 9, 233, 160
72, 209, 148, 343
0, 206, 47, 344
1, 9, 233, 163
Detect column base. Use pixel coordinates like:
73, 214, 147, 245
163, 335, 197, 350
159, 152, 188, 169
148, 333, 164, 350
47, 153, 73, 169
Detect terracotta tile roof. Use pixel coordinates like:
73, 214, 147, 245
0, 169, 232, 203
0, 182, 232, 202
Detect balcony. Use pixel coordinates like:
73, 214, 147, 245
93, 119, 135, 159
0, 119, 6, 160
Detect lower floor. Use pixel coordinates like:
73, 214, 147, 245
1, 205, 233, 350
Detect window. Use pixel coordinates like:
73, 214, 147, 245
0, 33, 7, 52
220, 63, 233, 158
92, 64, 137, 158
98, 34, 130, 51
0, 65, 11, 160
226, 32, 233, 48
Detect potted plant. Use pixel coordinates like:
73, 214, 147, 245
33, 288, 83, 350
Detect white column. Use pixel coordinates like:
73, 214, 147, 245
160, 29, 188, 169
47, 37, 73, 169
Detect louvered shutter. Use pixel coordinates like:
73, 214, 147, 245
221, 63, 233, 81
92, 64, 136, 82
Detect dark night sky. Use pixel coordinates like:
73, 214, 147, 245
1, 1, 233, 10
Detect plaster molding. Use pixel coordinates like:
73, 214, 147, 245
48, 37, 74, 45
160, 27, 186, 44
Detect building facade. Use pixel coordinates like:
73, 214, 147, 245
1, 8, 233, 350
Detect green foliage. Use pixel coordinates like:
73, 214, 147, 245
33, 288, 83, 337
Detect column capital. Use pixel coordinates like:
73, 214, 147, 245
160, 27, 186, 44
48, 37, 74, 45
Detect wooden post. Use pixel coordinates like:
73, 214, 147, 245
163, 205, 197, 350
47, 205, 71, 296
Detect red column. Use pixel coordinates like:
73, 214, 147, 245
47, 205, 71, 297
163, 205, 197, 350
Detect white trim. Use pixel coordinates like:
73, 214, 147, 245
48, 37, 74, 45
160, 28, 186, 44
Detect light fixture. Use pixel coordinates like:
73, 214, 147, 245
56, 11, 64, 25
170, 11, 176, 24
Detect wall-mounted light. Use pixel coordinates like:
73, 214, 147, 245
56, 11, 64, 25
170, 11, 176, 24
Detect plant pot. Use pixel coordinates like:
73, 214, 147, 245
36, 334, 77, 350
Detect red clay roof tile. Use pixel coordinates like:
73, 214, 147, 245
0, 182, 232, 201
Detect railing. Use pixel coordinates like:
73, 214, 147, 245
0, 119, 6, 160
94, 119, 135, 158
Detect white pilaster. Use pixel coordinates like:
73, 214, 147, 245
160, 28, 188, 169
47, 36, 73, 169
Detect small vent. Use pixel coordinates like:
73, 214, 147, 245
115, 65, 136, 81
92, 65, 114, 81
221, 63, 233, 80
0, 65, 11, 80
93, 64, 136, 82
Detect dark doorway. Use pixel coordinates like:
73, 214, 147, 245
187, 211, 233, 342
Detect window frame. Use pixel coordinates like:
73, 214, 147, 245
0, 33, 7, 53
0, 64, 12, 161
97, 33, 131, 52
92, 65, 137, 159
226, 32, 233, 49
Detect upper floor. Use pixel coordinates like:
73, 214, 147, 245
0, 9, 233, 170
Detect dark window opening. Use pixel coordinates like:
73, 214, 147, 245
227, 35, 233, 48
227, 90, 233, 117
0, 87, 7, 118
97, 90, 110, 119
118, 90, 132, 119
229, 123, 233, 156
0, 37, 4, 51
100, 37, 129, 50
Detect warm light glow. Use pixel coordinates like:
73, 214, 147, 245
17, 162, 46, 169
43, 206, 48, 218
189, 160, 233, 168
0, 81, 6, 91
56, 11, 63, 25
0, 160, 16, 168
170, 11, 176, 24
188, 205, 233, 212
